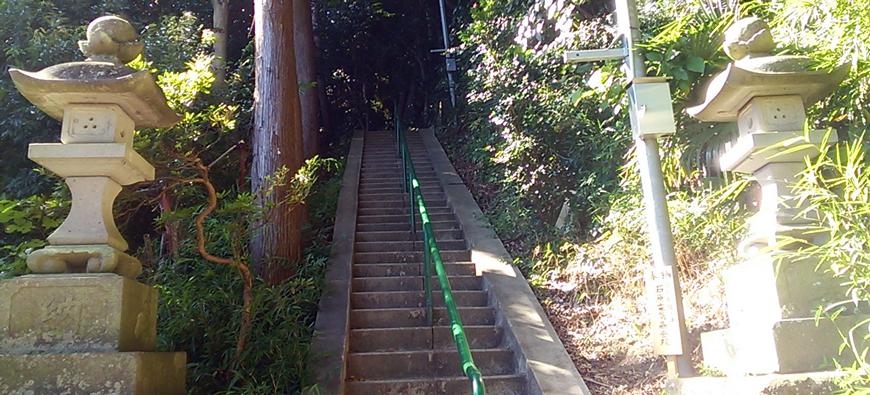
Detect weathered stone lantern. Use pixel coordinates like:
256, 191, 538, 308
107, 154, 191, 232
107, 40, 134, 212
672, 16, 867, 394
0, 16, 185, 393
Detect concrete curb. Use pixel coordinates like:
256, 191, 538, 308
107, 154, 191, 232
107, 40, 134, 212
305, 130, 364, 395
420, 128, 592, 395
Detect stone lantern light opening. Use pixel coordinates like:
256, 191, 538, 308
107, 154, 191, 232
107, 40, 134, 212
0, 16, 186, 394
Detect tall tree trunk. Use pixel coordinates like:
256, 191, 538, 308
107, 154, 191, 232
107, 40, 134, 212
311, 6, 333, 142
252, 0, 304, 284
211, 0, 229, 89
293, 0, 319, 158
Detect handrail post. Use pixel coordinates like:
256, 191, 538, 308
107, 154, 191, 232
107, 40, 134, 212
423, 218, 433, 326
408, 160, 415, 235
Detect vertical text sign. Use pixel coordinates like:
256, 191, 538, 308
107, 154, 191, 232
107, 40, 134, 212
645, 265, 685, 355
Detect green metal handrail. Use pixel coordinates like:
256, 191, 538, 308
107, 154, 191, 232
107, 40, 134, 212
396, 117, 486, 395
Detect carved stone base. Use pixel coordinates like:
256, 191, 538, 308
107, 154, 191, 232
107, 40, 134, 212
700, 315, 867, 375
0, 274, 156, 354
0, 352, 186, 395
26, 244, 142, 278
0, 274, 186, 393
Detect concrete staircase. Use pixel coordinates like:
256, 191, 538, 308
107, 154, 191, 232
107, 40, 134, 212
346, 131, 526, 394
309, 129, 588, 395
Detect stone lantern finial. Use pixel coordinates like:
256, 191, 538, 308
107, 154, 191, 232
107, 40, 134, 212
78, 16, 145, 64
723, 16, 775, 61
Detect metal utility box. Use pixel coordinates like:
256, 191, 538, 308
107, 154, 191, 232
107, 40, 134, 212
445, 57, 457, 72
628, 77, 677, 137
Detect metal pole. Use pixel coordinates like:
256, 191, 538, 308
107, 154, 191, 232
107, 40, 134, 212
437, 0, 457, 107
616, 0, 694, 378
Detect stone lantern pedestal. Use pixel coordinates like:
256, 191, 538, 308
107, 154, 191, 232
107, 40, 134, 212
670, 17, 867, 394
0, 17, 185, 394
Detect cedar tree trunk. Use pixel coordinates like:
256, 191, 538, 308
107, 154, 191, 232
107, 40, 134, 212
251, 0, 305, 284
294, 0, 319, 158
211, 0, 229, 88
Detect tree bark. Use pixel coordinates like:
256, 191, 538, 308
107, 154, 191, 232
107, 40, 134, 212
252, 0, 305, 284
311, 6, 333, 142
211, 0, 229, 89
293, 0, 319, 158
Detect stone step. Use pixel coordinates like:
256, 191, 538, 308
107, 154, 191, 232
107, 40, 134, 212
346, 348, 515, 380
358, 186, 443, 196
361, 169, 435, 176
357, 206, 452, 217
365, 156, 430, 159
362, 165, 433, 171
362, 161, 432, 167
350, 306, 495, 328
366, 162, 433, 167
355, 221, 458, 232
352, 275, 482, 292
356, 213, 455, 224
358, 199, 447, 209
353, 250, 471, 264
345, 374, 526, 395
359, 180, 440, 189
357, 186, 440, 194
355, 229, 463, 242
358, 182, 415, 189
351, 290, 487, 309
362, 153, 399, 156
354, 239, 466, 252
360, 175, 436, 182
360, 178, 441, 186
349, 325, 503, 352
352, 262, 476, 277
358, 193, 446, 202
363, 164, 420, 170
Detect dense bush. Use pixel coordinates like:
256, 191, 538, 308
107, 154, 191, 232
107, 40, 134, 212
144, 166, 340, 394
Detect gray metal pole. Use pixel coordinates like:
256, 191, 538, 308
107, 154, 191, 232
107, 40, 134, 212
438, 0, 457, 107
615, 0, 694, 378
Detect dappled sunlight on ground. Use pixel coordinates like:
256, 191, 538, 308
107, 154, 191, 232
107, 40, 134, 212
533, 256, 729, 394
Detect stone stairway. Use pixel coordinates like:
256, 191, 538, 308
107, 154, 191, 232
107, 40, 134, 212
345, 131, 526, 394
309, 129, 588, 395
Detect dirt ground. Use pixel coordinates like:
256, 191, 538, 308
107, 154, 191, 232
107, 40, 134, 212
534, 265, 726, 395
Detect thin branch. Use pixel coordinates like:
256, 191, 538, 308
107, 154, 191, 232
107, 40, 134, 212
188, 159, 254, 366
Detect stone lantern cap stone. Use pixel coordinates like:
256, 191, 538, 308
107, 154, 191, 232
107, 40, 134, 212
687, 16, 848, 122
7, 16, 180, 128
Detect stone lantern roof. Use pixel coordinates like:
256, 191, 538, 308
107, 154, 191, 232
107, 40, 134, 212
8, 16, 180, 128
687, 17, 848, 122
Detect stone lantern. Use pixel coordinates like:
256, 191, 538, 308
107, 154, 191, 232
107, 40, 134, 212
673, 16, 867, 394
0, 16, 185, 393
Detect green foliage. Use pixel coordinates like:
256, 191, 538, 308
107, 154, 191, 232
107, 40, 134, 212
783, 137, 870, 392
142, 150, 340, 395
152, 259, 326, 394
143, 163, 340, 393
0, 0, 214, 196
446, 0, 625, 253
0, 186, 68, 278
